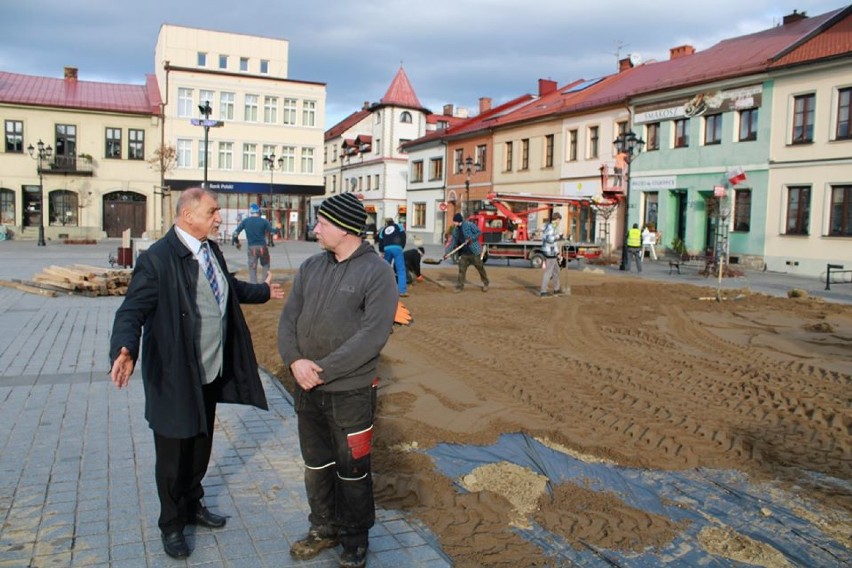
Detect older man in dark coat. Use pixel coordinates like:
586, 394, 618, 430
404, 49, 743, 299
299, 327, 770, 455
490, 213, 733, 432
109, 187, 283, 559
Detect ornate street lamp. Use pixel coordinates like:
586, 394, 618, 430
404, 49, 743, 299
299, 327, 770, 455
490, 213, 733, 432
264, 152, 285, 246
613, 131, 644, 270
27, 139, 53, 246
191, 100, 223, 188
459, 155, 481, 217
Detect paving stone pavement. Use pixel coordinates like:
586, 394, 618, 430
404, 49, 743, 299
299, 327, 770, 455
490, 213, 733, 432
0, 240, 452, 568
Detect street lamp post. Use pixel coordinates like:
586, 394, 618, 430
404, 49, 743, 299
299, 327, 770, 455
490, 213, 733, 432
613, 131, 645, 270
264, 152, 285, 246
460, 155, 479, 217
27, 139, 53, 246
192, 100, 223, 188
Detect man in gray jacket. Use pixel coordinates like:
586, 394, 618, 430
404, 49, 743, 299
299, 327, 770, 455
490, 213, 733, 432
278, 192, 398, 568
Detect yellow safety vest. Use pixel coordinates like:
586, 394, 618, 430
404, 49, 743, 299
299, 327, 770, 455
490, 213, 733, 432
627, 228, 642, 248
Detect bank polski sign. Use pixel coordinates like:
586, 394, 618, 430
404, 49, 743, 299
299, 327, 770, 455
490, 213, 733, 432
631, 176, 677, 191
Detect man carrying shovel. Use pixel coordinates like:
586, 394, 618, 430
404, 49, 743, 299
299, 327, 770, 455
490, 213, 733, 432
448, 213, 489, 293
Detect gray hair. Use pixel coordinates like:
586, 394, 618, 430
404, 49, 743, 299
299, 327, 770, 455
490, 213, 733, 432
176, 187, 217, 216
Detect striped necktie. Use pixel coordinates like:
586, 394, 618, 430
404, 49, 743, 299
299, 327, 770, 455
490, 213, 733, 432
201, 242, 223, 307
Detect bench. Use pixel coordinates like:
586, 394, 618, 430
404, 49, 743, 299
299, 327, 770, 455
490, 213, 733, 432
825, 263, 851, 290
668, 253, 714, 275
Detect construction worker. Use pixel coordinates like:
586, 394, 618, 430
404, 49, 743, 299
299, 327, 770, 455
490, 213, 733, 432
233, 203, 273, 283
626, 222, 643, 272
539, 212, 565, 297
377, 218, 408, 297
450, 213, 489, 293
404, 247, 425, 284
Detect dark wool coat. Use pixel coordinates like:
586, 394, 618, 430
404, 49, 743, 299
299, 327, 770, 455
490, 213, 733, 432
109, 227, 270, 438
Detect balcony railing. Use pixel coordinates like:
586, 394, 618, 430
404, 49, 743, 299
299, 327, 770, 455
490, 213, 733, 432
39, 155, 94, 176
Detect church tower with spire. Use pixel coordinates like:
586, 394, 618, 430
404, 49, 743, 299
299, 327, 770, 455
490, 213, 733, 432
321, 66, 430, 232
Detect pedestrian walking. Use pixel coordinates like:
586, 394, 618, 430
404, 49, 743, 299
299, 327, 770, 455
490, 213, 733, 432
539, 212, 565, 297
233, 203, 274, 283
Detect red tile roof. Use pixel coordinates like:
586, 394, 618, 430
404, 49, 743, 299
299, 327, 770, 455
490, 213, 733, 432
380, 67, 426, 111
771, 7, 852, 67
325, 109, 370, 141
0, 71, 161, 115
491, 6, 850, 129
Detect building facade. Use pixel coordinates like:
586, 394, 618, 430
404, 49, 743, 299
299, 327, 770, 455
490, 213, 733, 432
0, 67, 161, 241
155, 25, 326, 241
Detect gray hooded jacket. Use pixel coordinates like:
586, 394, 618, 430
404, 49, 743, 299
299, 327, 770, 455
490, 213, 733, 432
278, 241, 398, 391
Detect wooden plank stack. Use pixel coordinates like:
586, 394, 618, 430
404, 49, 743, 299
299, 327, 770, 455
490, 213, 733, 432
3, 264, 134, 297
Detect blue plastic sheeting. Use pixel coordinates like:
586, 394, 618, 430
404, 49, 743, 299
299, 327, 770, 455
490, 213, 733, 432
426, 433, 851, 567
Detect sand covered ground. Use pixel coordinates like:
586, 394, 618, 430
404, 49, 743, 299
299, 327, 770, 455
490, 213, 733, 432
241, 265, 852, 567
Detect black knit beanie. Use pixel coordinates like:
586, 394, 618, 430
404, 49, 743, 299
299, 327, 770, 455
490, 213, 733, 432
453, 213, 464, 222
318, 193, 367, 235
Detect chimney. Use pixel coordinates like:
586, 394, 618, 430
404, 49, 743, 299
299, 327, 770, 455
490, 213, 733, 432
478, 97, 492, 114
362, 101, 370, 110
538, 78, 558, 96
619, 58, 633, 72
443, 103, 454, 116
669, 45, 695, 60
64, 66, 78, 80
783, 10, 808, 25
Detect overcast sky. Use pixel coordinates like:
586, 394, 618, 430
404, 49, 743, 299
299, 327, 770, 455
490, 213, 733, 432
2, 1, 846, 127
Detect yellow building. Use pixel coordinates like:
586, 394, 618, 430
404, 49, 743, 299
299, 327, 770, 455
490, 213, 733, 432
0, 66, 161, 241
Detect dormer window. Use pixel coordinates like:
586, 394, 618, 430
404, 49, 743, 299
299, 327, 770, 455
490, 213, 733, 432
400, 111, 412, 123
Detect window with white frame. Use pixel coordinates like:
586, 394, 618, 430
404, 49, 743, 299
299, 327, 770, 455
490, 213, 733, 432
785, 186, 810, 235
836, 87, 851, 140
0, 188, 15, 224
568, 129, 578, 161
739, 108, 758, 141
792, 93, 815, 143
303, 100, 316, 126
521, 139, 530, 169
544, 134, 554, 168
239, 57, 249, 72
429, 157, 443, 181
218, 54, 228, 69
400, 111, 412, 123
264, 96, 278, 124
704, 114, 722, 145
260, 59, 269, 74
587, 126, 599, 159
105, 127, 122, 159
505, 141, 513, 171
476, 145, 487, 170
829, 185, 852, 236
5, 120, 23, 153
261, 145, 275, 169
411, 161, 424, 183
219, 92, 234, 120
301, 147, 314, 174
733, 189, 751, 231
645, 122, 660, 151
244, 94, 258, 122
197, 52, 207, 67
177, 139, 192, 168
283, 98, 297, 125
412, 202, 426, 228
243, 143, 257, 171
198, 140, 210, 170
454, 149, 463, 173
128, 129, 144, 160
178, 88, 193, 118
218, 142, 233, 170
673, 118, 689, 148
280, 146, 296, 172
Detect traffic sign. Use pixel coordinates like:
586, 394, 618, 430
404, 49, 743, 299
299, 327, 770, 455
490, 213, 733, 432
190, 119, 224, 128
439, 202, 448, 212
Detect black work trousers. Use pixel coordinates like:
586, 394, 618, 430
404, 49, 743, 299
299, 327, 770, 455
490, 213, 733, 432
153, 379, 219, 534
295, 383, 377, 550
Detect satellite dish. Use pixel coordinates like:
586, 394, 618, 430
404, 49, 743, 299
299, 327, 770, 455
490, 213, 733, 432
629, 53, 643, 66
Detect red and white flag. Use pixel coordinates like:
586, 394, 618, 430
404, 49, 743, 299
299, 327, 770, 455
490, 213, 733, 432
727, 166, 747, 186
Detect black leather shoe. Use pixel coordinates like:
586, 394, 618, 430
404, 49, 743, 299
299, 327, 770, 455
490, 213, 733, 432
161, 531, 190, 558
193, 507, 227, 528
